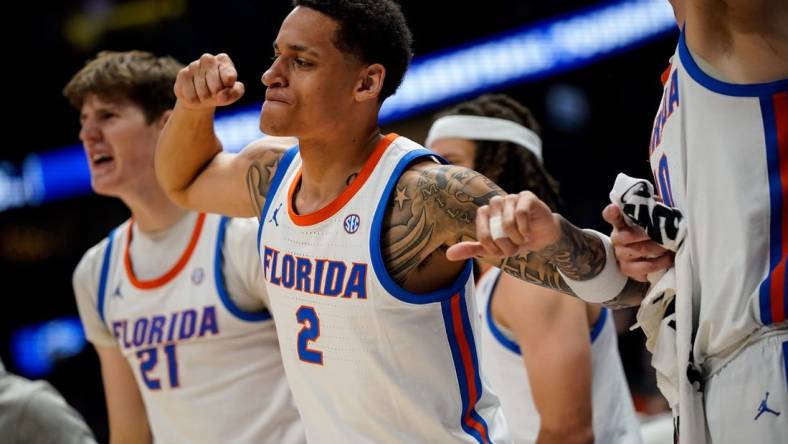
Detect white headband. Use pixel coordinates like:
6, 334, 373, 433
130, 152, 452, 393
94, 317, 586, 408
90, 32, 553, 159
426, 115, 543, 163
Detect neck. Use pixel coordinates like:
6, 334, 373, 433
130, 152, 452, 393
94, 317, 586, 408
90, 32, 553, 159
294, 119, 382, 213
122, 185, 190, 232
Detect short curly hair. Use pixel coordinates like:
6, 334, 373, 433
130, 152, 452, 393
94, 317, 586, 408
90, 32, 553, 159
436, 94, 563, 212
292, 0, 413, 101
63, 50, 183, 123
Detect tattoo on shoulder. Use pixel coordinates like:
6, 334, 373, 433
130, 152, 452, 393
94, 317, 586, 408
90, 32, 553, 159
246, 149, 285, 219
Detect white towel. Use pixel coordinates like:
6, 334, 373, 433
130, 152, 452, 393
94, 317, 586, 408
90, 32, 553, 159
609, 174, 708, 442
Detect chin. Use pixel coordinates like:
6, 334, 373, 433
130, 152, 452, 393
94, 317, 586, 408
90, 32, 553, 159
259, 115, 291, 137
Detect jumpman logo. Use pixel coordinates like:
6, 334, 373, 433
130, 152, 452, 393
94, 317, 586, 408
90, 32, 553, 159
112, 286, 123, 298
754, 392, 781, 420
269, 203, 283, 227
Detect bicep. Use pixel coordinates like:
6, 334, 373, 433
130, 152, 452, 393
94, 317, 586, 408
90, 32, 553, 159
381, 163, 505, 285
94, 345, 151, 444
176, 140, 291, 219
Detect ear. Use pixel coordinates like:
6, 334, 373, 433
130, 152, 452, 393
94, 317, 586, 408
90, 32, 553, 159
354, 63, 385, 103
156, 109, 173, 129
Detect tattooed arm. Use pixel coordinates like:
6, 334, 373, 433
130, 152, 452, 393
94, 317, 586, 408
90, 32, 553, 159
382, 162, 648, 308
156, 129, 295, 218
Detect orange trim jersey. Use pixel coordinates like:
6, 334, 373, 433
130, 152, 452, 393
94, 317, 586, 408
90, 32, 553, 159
86, 214, 304, 443
258, 135, 511, 443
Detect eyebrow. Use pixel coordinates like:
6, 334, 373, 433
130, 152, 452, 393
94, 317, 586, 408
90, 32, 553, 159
273, 42, 321, 58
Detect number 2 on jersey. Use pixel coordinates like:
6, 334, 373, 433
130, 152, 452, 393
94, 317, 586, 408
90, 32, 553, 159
137, 344, 180, 390
296, 305, 323, 365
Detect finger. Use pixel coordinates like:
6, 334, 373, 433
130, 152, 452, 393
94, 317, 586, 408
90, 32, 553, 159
175, 68, 199, 104
445, 241, 485, 261
501, 194, 525, 245
513, 192, 535, 247
205, 62, 224, 95
476, 204, 506, 258
610, 225, 652, 247
215, 53, 238, 89
487, 195, 519, 256
619, 254, 674, 280
190, 61, 211, 102
602, 204, 628, 230
218, 81, 245, 104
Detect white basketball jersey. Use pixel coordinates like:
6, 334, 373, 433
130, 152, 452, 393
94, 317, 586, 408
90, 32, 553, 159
475, 268, 642, 444
649, 32, 787, 360
98, 213, 303, 444
257, 134, 510, 443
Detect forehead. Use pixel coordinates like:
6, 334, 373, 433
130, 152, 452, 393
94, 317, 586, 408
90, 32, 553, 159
276, 6, 341, 54
81, 93, 131, 111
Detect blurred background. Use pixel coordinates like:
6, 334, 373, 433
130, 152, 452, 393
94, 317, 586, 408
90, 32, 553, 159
1, 0, 675, 440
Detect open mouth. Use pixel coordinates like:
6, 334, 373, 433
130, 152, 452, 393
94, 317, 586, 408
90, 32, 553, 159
91, 153, 113, 166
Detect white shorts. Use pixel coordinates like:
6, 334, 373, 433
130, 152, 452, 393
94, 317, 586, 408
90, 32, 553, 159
704, 329, 787, 444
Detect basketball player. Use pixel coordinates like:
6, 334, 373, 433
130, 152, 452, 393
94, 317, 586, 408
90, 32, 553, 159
428, 94, 641, 444
67, 51, 304, 444
454, 1, 788, 442
155, 1, 653, 442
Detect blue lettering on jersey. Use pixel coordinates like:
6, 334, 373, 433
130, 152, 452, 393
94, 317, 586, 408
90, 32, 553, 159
111, 305, 220, 350
262, 245, 368, 299
650, 69, 680, 154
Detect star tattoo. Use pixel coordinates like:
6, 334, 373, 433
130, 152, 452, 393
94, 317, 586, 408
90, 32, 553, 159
394, 186, 409, 209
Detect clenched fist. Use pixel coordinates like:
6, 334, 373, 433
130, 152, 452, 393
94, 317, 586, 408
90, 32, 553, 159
446, 191, 561, 261
175, 53, 245, 110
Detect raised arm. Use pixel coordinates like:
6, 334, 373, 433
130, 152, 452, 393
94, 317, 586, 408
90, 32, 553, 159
383, 162, 648, 307
683, 0, 788, 82
155, 53, 295, 218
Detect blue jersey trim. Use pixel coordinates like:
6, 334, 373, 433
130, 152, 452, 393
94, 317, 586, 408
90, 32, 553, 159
97, 229, 116, 324
758, 96, 787, 325
589, 307, 608, 343
441, 290, 492, 444
486, 273, 609, 354
369, 149, 474, 304
215, 216, 272, 322
485, 273, 521, 355
257, 145, 300, 255
678, 31, 788, 97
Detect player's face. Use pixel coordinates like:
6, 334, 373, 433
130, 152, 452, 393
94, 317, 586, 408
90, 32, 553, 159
428, 138, 477, 169
260, 6, 368, 138
79, 94, 165, 197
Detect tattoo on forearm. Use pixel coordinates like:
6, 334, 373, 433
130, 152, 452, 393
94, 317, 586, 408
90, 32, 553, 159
539, 218, 606, 281
246, 150, 284, 219
498, 253, 575, 294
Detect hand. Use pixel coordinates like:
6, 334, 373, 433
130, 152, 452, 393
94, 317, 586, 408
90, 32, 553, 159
446, 191, 560, 261
174, 53, 245, 110
602, 203, 673, 282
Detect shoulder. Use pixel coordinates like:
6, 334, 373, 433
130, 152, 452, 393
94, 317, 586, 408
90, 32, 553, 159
237, 136, 298, 162
73, 232, 116, 288
394, 161, 504, 206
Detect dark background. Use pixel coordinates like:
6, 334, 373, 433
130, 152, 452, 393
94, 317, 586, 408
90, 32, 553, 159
1, 1, 675, 441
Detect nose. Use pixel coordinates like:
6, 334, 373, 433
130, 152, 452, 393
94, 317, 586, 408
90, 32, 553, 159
79, 119, 101, 144
262, 56, 287, 88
